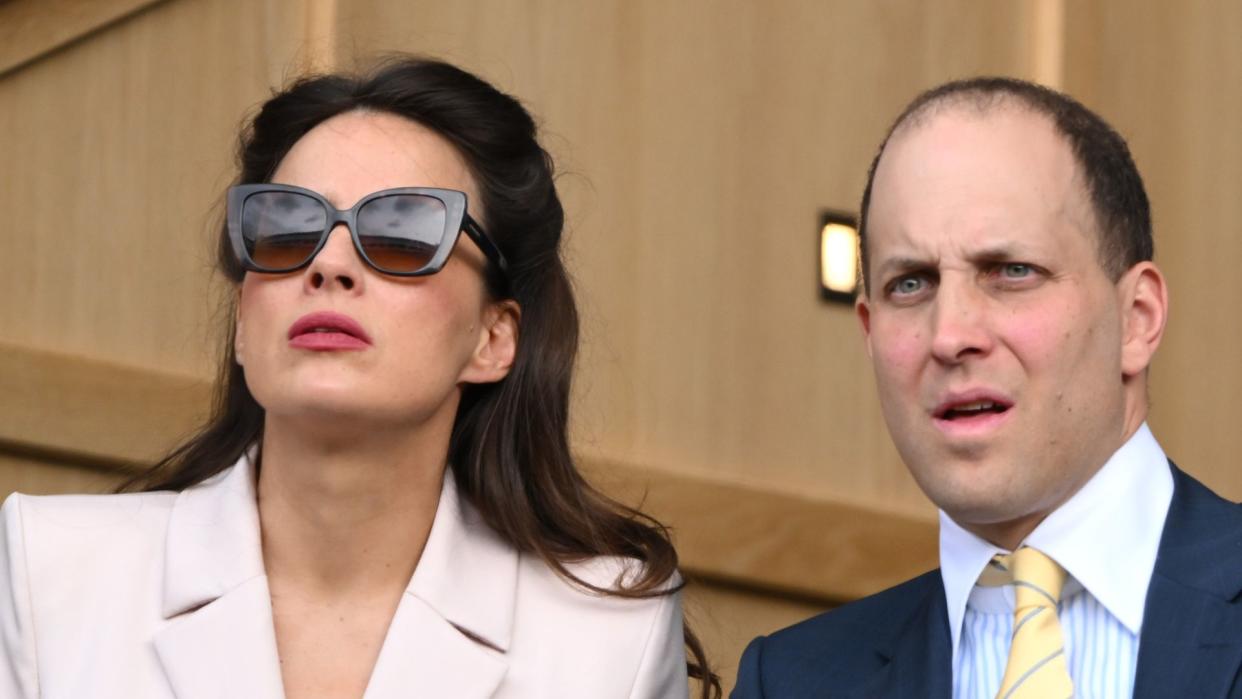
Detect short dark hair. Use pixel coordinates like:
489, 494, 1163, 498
858, 77, 1153, 292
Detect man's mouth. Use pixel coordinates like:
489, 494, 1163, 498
938, 400, 1011, 421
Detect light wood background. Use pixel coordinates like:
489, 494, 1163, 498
3, 0, 1240, 692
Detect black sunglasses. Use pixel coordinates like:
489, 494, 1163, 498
226, 183, 508, 280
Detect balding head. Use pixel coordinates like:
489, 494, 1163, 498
858, 77, 1152, 294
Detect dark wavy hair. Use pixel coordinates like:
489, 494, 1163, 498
122, 56, 719, 696
858, 76, 1153, 292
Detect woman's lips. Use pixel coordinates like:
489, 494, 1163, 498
287, 311, 372, 351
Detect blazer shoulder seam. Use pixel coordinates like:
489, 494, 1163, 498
624, 584, 681, 699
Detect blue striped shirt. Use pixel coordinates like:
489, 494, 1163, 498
940, 424, 1173, 699
956, 580, 1139, 698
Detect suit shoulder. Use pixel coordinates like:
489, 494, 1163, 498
511, 554, 687, 696
2, 490, 178, 563
514, 553, 682, 657
4, 489, 177, 527
519, 552, 681, 612
756, 570, 942, 669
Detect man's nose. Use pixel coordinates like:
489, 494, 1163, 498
929, 280, 993, 364
304, 225, 363, 292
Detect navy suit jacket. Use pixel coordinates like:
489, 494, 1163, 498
732, 465, 1242, 698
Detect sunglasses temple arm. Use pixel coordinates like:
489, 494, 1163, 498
463, 218, 510, 275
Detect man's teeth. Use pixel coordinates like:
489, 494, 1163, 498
943, 400, 1007, 419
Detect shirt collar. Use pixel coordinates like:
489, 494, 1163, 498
938, 422, 1173, 661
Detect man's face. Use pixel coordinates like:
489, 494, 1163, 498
858, 105, 1132, 537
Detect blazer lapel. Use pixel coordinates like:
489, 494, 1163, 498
362, 595, 507, 698
152, 459, 518, 699
1134, 464, 1242, 699
153, 576, 285, 698
848, 576, 953, 699
363, 474, 516, 698
153, 454, 284, 699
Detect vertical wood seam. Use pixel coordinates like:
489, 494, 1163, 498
1029, 0, 1066, 88
305, 0, 340, 72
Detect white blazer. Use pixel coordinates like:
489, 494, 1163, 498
0, 454, 688, 698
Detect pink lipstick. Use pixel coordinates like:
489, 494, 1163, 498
287, 311, 372, 351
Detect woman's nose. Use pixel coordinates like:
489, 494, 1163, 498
304, 225, 363, 292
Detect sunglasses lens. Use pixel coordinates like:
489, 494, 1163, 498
241, 190, 327, 270
356, 194, 448, 273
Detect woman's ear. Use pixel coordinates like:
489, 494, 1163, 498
1119, 261, 1168, 378
460, 299, 521, 384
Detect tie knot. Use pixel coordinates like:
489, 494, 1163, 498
981, 547, 1067, 609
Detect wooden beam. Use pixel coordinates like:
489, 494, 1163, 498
584, 460, 937, 603
0, 341, 937, 602
0, 341, 209, 468
0, 0, 169, 77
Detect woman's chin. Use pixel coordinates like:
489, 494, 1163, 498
262, 393, 446, 435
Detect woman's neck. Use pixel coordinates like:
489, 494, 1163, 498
256, 415, 449, 598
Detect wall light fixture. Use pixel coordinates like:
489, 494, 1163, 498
819, 211, 860, 304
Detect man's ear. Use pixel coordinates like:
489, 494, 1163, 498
856, 292, 874, 359
1119, 261, 1168, 378
460, 300, 521, 385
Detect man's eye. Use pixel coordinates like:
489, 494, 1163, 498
892, 276, 925, 295
1001, 263, 1032, 278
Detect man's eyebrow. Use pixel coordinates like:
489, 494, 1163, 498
874, 256, 935, 279
968, 245, 1030, 263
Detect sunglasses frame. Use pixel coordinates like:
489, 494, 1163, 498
226, 183, 509, 279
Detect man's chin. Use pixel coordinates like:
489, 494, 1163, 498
913, 469, 1034, 524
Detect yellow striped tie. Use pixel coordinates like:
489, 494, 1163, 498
987, 546, 1074, 699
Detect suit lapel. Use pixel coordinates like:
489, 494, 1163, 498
849, 576, 953, 699
364, 474, 517, 698
1134, 464, 1242, 699
152, 459, 518, 699
154, 454, 285, 698
154, 576, 285, 698
363, 595, 507, 698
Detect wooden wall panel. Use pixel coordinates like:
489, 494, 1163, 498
0, 341, 208, 466
0, 0, 318, 380
0, 0, 168, 76
0, 452, 122, 497
333, 0, 1043, 519
1064, 2, 1242, 499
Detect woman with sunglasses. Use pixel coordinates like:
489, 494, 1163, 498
0, 57, 719, 698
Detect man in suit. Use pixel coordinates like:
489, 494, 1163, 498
733, 77, 1242, 698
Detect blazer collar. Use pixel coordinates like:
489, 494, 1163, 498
848, 575, 953, 699
1133, 463, 1242, 699
156, 453, 519, 698
405, 472, 519, 653
161, 453, 266, 618
155, 453, 283, 698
